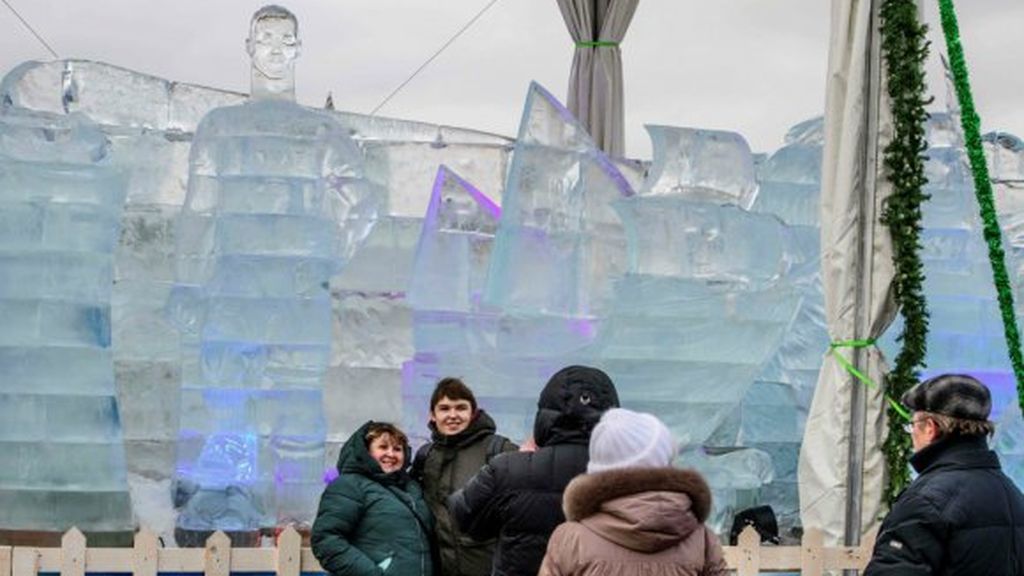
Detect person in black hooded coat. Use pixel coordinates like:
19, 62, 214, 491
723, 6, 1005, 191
448, 365, 620, 576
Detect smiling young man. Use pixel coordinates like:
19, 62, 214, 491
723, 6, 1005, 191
412, 378, 516, 576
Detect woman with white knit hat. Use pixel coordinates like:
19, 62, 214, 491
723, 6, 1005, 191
538, 408, 727, 576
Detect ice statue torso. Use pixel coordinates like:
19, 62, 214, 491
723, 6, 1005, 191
172, 99, 377, 535
178, 101, 371, 288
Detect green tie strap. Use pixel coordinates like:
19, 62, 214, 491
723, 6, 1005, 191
830, 339, 912, 421
575, 40, 619, 48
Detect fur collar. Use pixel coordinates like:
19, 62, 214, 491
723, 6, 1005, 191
563, 467, 711, 523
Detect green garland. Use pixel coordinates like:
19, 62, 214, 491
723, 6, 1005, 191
878, 0, 931, 504
936, 0, 1024, 413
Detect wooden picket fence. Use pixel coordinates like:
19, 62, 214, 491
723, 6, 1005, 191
0, 525, 875, 576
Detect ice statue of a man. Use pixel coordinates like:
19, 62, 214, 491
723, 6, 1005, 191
170, 5, 377, 542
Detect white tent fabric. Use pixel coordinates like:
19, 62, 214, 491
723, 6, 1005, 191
557, 0, 638, 157
798, 0, 897, 545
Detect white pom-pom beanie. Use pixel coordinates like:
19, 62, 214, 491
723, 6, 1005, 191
587, 408, 677, 473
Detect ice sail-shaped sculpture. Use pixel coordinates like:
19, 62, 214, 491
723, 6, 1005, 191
0, 107, 132, 531
403, 166, 502, 442
408, 165, 500, 313
170, 98, 377, 536
484, 82, 633, 318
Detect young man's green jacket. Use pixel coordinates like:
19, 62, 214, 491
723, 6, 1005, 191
412, 411, 516, 576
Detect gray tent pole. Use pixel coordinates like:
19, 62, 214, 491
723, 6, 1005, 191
845, 0, 884, 550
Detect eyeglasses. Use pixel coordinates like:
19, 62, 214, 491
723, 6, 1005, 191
902, 417, 930, 434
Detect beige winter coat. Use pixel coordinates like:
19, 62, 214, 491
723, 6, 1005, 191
538, 467, 728, 576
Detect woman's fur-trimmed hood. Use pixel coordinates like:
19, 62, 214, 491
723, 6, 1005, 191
563, 467, 712, 522
562, 467, 713, 554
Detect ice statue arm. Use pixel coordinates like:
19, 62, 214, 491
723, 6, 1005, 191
700, 527, 728, 576
175, 114, 219, 287
447, 461, 502, 541
311, 479, 384, 576
862, 492, 946, 576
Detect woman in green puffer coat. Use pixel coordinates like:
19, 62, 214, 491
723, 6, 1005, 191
312, 421, 435, 576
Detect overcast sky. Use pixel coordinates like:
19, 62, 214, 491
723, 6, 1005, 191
0, 1, 1020, 158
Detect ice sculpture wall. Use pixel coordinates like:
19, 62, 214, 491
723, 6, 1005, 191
3, 53, 1024, 544
0, 108, 132, 531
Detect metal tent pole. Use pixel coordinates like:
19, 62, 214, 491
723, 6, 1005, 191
844, 0, 884, 550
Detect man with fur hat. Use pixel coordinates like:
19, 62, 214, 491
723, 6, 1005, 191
865, 373, 1024, 575
539, 408, 727, 576
449, 365, 620, 576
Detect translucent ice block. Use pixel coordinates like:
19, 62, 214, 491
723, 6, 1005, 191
642, 125, 757, 208
0, 108, 130, 531
485, 85, 632, 317
614, 197, 792, 285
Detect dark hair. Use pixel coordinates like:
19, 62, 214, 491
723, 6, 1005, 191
919, 411, 996, 438
364, 422, 409, 449
430, 377, 477, 412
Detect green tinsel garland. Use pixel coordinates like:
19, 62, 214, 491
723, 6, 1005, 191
936, 0, 1024, 412
879, 0, 931, 504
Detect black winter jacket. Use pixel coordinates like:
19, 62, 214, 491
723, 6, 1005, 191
449, 365, 619, 576
865, 435, 1024, 575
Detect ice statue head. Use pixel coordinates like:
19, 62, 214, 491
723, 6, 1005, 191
246, 5, 301, 101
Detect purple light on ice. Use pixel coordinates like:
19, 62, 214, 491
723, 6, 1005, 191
567, 318, 597, 339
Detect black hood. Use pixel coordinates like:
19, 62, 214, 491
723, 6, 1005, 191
533, 365, 619, 447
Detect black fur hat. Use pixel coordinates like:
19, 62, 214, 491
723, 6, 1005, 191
901, 373, 992, 421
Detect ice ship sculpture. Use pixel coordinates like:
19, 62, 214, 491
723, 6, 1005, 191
169, 6, 378, 537
0, 107, 132, 532
405, 82, 633, 442
405, 88, 802, 496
